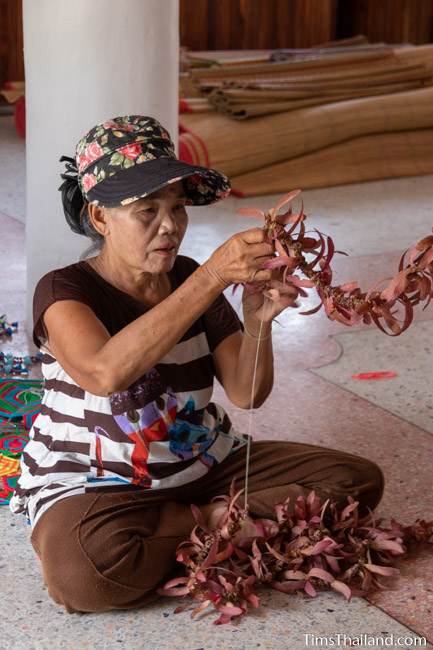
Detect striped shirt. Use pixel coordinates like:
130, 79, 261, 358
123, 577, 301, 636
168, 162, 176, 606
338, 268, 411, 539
9, 256, 247, 529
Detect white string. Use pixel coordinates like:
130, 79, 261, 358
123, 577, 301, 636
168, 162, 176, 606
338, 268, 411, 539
244, 300, 267, 511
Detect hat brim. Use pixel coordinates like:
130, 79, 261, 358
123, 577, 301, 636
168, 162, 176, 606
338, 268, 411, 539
86, 157, 231, 208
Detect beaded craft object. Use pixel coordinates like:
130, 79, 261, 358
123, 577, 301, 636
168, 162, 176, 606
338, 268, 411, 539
0, 352, 43, 377
0, 315, 18, 339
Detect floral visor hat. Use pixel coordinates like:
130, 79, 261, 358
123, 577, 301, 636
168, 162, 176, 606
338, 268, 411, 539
63, 115, 231, 208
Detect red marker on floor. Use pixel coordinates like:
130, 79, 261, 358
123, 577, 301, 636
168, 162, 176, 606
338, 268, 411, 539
351, 371, 397, 381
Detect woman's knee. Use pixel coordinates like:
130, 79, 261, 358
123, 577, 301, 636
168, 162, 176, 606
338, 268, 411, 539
35, 545, 102, 613
33, 529, 166, 613
39, 548, 160, 614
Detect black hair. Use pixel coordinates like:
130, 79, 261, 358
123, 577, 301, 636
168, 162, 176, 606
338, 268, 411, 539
58, 155, 103, 246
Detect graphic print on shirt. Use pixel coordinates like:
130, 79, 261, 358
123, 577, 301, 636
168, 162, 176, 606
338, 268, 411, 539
106, 368, 177, 486
167, 396, 216, 469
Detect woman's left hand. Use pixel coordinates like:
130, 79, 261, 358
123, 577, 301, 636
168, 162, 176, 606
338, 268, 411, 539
242, 273, 299, 326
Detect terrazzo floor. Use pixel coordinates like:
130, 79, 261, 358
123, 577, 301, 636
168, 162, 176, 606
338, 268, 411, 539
0, 115, 432, 649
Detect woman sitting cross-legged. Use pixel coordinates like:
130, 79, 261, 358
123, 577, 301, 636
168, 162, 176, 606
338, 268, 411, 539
9, 115, 384, 613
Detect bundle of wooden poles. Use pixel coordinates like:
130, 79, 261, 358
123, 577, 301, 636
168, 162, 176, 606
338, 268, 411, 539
178, 40, 433, 196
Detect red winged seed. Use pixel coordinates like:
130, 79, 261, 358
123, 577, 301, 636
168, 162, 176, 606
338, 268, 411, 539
201, 538, 219, 569
324, 554, 341, 573
341, 501, 360, 520
208, 579, 224, 596
218, 575, 235, 593
277, 211, 297, 226
213, 614, 232, 625
381, 271, 409, 302
161, 576, 189, 589
190, 526, 205, 548
283, 570, 308, 580
418, 275, 431, 300
191, 600, 212, 619
158, 585, 191, 597
271, 580, 307, 593
274, 188, 302, 213
304, 539, 335, 555
370, 539, 405, 555
217, 604, 244, 616
286, 275, 315, 289
305, 231, 327, 270
307, 568, 335, 583
304, 581, 317, 597
286, 205, 305, 237
340, 282, 359, 293
299, 302, 323, 316
301, 237, 320, 250
331, 580, 352, 601
320, 235, 335, 272
419, 246, 433, 268
292, 522, 308, 536
246, 593, 260, 608
190, 503, 209, 531
364, 564, 400, 577
262, 257, 288, 269
265, 542, 289, 563
215, 543, 235, 563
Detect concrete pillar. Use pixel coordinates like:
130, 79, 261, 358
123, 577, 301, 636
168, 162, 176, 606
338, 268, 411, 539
23, 0, 179, 321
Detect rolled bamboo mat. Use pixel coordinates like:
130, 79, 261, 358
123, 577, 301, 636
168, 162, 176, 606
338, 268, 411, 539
237, 63, 430, 90
217, 81, 428, 119
230, 129, 433, 196
187, 36, 371, 68
187, 53, 271, 67
257, 46, 433, 86
179, 72, 201, 98
210, 72, 431, 119
191, 49, 394, 78
191, 50, 396, 88
213, 63, 431, 97
315, 35, 370, 48
179, 86, 433, 176
269, 43, 395, 63
395, 44, 433, 71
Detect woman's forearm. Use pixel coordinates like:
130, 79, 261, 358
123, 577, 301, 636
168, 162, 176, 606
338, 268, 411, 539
232, 321, 274, 408
97, 265, 223, 393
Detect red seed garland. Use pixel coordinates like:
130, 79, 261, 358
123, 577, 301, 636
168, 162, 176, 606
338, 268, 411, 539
238, 189, 433, 335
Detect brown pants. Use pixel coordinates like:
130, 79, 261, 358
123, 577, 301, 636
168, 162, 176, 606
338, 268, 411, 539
30, 440, 384, 614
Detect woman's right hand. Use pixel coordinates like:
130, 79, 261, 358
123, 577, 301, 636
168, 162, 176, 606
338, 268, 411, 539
202, 227, 275, 288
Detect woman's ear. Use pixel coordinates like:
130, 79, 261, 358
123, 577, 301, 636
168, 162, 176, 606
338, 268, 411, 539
88, 204, 110, 237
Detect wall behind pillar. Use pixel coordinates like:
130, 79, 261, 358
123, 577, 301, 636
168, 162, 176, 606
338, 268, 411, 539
23, 0, 179, 321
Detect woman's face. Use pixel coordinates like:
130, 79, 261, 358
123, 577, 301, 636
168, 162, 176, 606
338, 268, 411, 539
100, 181, 188, 274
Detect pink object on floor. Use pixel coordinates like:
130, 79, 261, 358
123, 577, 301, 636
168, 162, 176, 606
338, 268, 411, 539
351, 371, 398, 380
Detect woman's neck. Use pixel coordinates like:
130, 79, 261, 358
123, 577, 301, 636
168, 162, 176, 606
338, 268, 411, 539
86, 251, 171, 306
